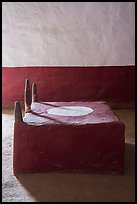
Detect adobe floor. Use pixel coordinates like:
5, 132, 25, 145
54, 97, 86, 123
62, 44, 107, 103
2, 108, 135, 202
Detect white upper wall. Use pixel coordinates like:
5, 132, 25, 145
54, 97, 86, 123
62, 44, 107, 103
2, 2, 135, 67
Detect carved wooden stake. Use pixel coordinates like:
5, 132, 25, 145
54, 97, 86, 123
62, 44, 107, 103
24, 79, 31, 113
14, 101, 23, 122
32, 83, 37, 102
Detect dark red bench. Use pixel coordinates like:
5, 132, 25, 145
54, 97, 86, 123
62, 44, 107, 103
13, 79, 125, 174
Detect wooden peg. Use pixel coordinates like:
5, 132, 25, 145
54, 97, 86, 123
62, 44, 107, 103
24, 79, 31, 113
14, 101, 23, 122
32, 83, 37, 102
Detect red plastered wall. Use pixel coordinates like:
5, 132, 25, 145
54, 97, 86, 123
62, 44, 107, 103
2, 66, 135, 108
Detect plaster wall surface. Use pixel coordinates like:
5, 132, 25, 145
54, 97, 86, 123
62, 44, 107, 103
2, 2, 135, 67
2, 66, 135, 108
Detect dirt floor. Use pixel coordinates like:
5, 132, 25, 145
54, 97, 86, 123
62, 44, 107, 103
2, 108, 135, 202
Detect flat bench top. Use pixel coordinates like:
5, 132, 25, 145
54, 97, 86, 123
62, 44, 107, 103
23, 101, 120, 126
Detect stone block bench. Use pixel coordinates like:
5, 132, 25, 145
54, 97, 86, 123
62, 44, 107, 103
13, 79, 125, 174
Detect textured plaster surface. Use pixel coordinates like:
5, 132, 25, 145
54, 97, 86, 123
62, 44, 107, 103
2, 66, 135, 109
2, 2, 135, 66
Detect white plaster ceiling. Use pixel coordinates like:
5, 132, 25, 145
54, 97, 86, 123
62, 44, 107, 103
2, 2, 135, 67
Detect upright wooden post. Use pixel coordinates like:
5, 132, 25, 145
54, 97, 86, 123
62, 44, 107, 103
14, 101, 23, 122
24, 79, 31, 113
32, 83, 37, 102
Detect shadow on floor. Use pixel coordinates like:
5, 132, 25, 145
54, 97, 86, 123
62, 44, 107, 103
15, 143, 135, 202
